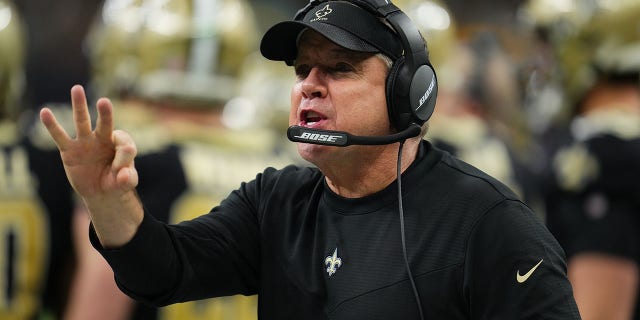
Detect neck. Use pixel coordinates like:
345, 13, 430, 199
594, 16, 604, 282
321, 138, 420, 198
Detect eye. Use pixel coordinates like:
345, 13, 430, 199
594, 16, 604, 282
333, 62, 354, 73
294, 64, 311, 79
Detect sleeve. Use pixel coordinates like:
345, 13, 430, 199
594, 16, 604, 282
463, 199, 581, 319
89, 211, 181, 305
90, 172, 266, 307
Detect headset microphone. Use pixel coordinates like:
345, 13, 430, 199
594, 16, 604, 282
287, 123, 421, 146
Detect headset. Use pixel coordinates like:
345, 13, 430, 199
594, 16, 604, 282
287, 0, 438, 146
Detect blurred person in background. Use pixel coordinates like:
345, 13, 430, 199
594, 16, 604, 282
232, 51, 302, 161
430, 32, 538, 206
12, 0, 103, 112
523, 0, 640, 318
0, 1, 77, 319
64, 0, 292, 319
398, 0, 539, 207
517, 0, 590, 168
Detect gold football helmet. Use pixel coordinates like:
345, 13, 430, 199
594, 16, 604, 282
522, 0, 640, 110
519, 0, 590, 40
557, 0, 640, 106
0, 0, 25, 120
87, 0, 259, 107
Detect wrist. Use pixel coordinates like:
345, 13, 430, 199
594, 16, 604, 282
84, 190, 144, 248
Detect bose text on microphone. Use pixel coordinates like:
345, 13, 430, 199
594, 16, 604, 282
287, 123, 422, 146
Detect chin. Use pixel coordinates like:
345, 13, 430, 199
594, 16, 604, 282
297, 142, 335, 165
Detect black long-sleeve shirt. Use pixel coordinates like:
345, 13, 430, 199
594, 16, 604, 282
93, 141, 580, 319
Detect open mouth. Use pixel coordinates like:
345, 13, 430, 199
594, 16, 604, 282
301, 110, 326, 126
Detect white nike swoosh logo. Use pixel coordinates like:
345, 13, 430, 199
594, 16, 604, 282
516, 259, 544, 283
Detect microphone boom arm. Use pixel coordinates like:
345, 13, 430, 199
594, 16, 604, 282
287, 123, 422, 146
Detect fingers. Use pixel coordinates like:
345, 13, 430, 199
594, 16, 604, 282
40, 107, 71, 150
112, 130, 137, 171
116, 166, 139, 190
71, 85, 93, 138
94, 98, 114, 141
112, 130, 139, 189
43, 85, 115, 149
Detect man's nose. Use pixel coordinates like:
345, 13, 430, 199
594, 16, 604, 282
301, 67, 328, 99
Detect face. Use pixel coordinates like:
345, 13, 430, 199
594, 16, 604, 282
290, 30, 391, 164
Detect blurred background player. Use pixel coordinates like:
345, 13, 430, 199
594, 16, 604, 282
0, 1, 77, 319
12, 0, 103, 112
397, 0, 539, 207
64, 0, 294, 319
522, 0, 640, 318
517, 0, 590, 164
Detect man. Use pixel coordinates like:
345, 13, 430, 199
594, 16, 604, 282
40, 0, 579, 318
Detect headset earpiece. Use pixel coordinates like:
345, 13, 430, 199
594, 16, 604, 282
380, 4, 437, 131
386, 57, 438, 131
386, 57, 409, 129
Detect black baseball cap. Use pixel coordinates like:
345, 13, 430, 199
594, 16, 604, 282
260, 1, 403, 64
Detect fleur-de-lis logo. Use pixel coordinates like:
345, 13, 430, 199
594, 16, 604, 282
324, 248, 342, 276
315, 4, 332, 19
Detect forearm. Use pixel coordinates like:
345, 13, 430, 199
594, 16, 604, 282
90, 211, 182, 305
83, 189, 144, 248
91, 205, 261, 305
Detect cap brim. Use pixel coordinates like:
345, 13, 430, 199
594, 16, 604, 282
260, 20, 379, 63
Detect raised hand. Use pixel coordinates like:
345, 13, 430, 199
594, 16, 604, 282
40, 85, 138, 199
40, 85, 143, 247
